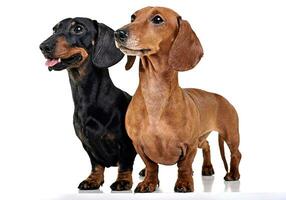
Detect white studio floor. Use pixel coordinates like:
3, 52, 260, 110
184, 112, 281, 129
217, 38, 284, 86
57, 193, 286, 200
51, 159, 286, 200
44, 132, 286, 200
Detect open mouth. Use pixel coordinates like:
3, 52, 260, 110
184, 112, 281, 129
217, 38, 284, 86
118, 45, 151, 55
45, 53, 83, 71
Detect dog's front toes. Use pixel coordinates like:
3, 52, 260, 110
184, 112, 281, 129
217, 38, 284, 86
134, 180, 158, 193
78, 179, 104, 190
224, 172, 240, 181
202, 164, 215, 176
110, 180, 132, 191
174, 180, 194, 193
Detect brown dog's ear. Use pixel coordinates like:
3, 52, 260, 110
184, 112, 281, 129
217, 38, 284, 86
168, 19, 203, 71
125, 56, 136, 70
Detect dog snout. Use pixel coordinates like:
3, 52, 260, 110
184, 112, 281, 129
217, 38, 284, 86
114, 29, 128, 43
39, 41, 54, 55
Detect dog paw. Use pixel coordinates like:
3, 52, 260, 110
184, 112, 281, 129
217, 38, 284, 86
134, 180, 158, 193
174, 179, 194, 192
224, 172, 240, 181
202, 164, 215, 176
139, 168, 146, 177
110, 180, 132, 191
78, 179, 104, 190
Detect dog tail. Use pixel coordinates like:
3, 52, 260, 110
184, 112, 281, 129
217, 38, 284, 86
218, 135, 228, 172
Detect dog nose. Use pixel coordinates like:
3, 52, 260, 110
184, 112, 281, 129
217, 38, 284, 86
115, 29, 128, 42
40, 42, 53, 54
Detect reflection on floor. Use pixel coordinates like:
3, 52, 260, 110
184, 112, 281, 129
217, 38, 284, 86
54, 175, 285, 200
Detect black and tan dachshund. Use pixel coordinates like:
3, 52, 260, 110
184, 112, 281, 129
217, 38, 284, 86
40, 18, 137, 191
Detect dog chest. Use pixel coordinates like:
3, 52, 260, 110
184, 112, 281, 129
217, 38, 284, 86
73, 116, 121, 166
138, 126, 188, 165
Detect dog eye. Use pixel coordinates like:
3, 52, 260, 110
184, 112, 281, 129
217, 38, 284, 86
151, 15, 164, 24
52, 27, 57, 34
72, 25, 84, 34
131, 14, 136, 22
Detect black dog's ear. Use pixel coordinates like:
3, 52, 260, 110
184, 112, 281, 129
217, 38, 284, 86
92, 22, 124, 68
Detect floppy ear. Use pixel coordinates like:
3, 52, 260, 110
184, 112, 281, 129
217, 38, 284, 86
168, 19, 203, 71
125, 56, 136, 70
92, 22, 124, 68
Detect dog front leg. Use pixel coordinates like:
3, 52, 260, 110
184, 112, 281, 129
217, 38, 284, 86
78, 164, 105, 190
110, 135, 137, 191
134, 145, 159, 193
78, 146, 105, 190
110, 167, 133, 191
174, 146, 197, 192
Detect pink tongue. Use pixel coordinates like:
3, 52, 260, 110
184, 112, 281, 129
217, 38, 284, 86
45, 59, 59, 67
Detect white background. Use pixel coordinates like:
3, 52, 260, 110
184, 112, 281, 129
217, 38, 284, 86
0, 0, 286, 199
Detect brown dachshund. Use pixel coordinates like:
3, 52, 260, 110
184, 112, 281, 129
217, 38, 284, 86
115, 7, 241, 193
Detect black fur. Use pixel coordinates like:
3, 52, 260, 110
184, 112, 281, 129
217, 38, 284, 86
40, 18, 136, 190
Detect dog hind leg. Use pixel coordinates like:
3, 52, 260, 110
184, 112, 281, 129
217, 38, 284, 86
219, 128, 241, 181
224, 134, 241, 181
216, 96, 241, 181
199, 140, 215, 176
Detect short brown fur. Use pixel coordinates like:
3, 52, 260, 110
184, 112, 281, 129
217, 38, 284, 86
78, 165, 105, 190
116, 7, 241, 193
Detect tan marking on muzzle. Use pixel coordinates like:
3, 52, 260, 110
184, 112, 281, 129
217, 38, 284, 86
54, 37, 88, 63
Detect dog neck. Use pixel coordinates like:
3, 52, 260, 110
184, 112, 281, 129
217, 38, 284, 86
68, 60, 115, 107
138, 55, 181, 120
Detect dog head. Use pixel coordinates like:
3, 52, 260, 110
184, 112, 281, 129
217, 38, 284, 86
40, 17, 123, 71
115, 7, 203, 71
